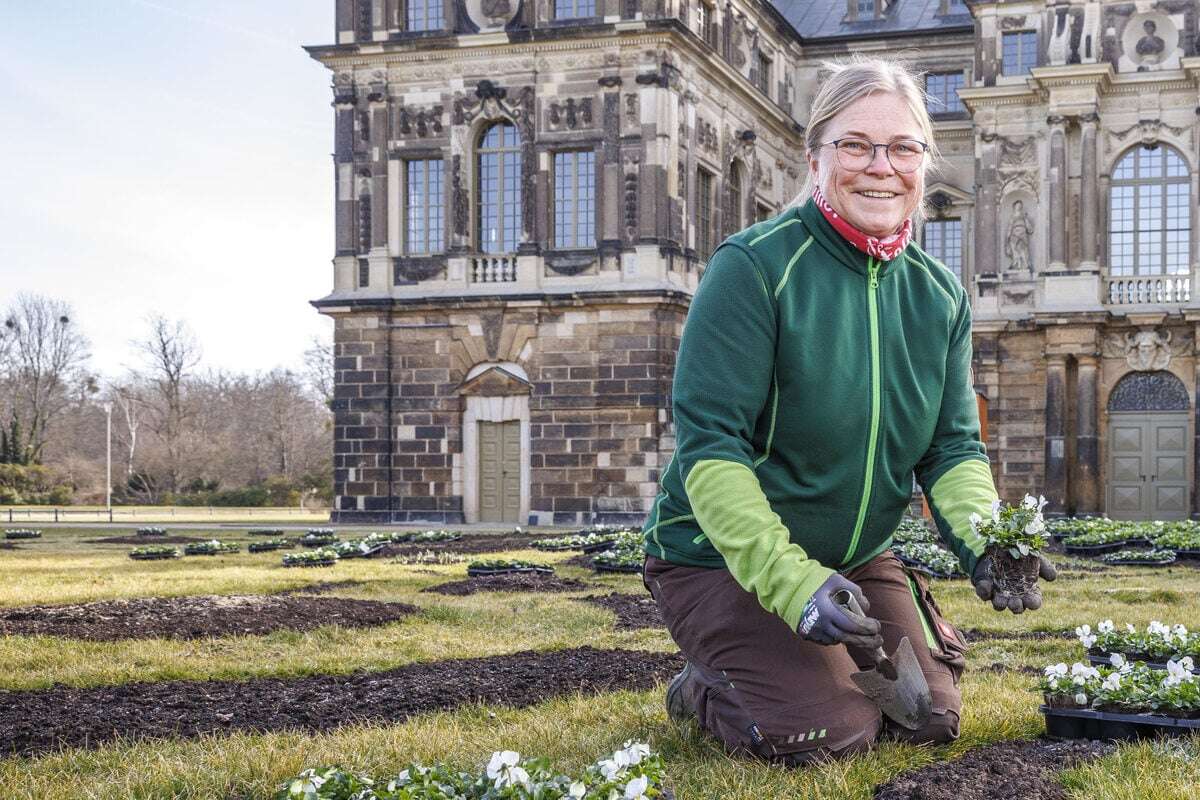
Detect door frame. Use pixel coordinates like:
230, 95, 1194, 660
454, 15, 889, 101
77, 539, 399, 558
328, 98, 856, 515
462, 394, 530, 524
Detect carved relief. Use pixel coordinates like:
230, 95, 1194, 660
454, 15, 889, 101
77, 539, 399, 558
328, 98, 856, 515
623, 153, 640, 243
451, 155, 469, 235
1103, 328, 1191, 371
397, 105, 445, 138
481, 311, 504, 360
546, 97, 594, 131
1108, 119, 1189, 149
624, 94, 638, 127
997, 136, 1039, 198
464, 0, 519, 32
697, 119, 718, 154
730, 16, 748, 69
1118, 13, 1181, 72
395, 258, 446, 282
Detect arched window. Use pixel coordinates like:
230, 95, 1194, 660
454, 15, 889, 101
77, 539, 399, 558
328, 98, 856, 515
1109, 144, 1190, 277
477, 122, 522, 254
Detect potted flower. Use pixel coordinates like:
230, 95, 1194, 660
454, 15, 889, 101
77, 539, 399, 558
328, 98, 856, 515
183, 539, 241, 556
390, 529, 462, 544
129, 545, 180, 561
301, 529, 339, 546
969, 494, 1049, 599
1150, 525, 1200, 560
1062, 525, 1150, 555
891, 517, 938, 545
282, 547, 339, 568
1078, 620, 1200, 672
1039, 657, 1200, 739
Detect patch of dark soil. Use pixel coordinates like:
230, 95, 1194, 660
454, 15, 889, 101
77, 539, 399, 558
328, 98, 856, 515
562, 553, 595, 569
579, 593, 662, 630
982, 663, 1042, 677
0, 542, 19, 550
85, 534, 207, 545
423, 572, 589, 596
960, 628, 1072, 643
0, 646, 684, 757
873, 738, 1115, 800
377, 533, 540, 558
0, 594, 416, 641
278, 580, 364, 596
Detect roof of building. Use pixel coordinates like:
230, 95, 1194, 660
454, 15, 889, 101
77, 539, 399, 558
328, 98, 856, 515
769, 0, 973, 41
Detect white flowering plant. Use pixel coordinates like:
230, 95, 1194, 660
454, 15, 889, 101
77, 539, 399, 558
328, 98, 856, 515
282, 548, 340, 567
391, 530, 463, 545
891, 540, 965, 578
1098, 548, 1176, 565
1039, 656, 1200, 715
891, 518, 938, 545
275, 741, 669, 800
1076, 619, 1200, 661
183, 539, 240, 556
969, 494, 1049, 559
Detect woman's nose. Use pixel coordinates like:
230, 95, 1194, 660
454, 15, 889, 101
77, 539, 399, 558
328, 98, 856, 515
864, 146, 895, 176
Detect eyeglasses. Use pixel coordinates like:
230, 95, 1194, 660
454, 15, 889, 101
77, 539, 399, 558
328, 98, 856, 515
814, 138, 929, 174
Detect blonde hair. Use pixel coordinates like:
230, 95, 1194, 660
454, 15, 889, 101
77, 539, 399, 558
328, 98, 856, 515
790, 56, 940, 227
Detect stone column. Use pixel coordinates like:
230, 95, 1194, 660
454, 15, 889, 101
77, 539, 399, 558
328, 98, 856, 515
1193, 328, 1200, 519
975, 133, 1001, 276
1074, 353, 1100, 514
1044, 353, 1069, 514
1079, 113, 1099, 270
1047, 116, 1068, 271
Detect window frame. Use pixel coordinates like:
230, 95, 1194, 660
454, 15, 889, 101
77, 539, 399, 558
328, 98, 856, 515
1001, 30, 1038, 77
755, 51, 773, 98
404, 0, 444, 32
476, 121, 523, 255
922, 218, 964, 284
697, 2, 717, 48
1108, 144, 1191, 278
552, 149, 597, 251
696, 167, 715, 259
552, 0, 597, 20
403, 157, 445, 255
924, 70, 965, 116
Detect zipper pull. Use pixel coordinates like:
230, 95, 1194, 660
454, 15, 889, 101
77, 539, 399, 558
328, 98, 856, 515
868, 257, 880, 290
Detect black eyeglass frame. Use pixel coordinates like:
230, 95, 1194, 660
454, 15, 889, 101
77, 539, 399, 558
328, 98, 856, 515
812, 138, 930, 174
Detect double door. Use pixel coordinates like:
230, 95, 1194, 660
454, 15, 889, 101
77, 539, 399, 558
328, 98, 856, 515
1107, 413, 1190, 520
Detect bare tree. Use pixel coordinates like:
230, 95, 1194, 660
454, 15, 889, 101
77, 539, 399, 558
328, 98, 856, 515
0, 294, 91, 463
108, 380, 147, 479
303, 334, 334, 407
136, 315, 201, 493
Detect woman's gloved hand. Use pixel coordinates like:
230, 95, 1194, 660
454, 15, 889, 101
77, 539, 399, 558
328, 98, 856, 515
796, 574, 883, 649
971, 554, 1057, 613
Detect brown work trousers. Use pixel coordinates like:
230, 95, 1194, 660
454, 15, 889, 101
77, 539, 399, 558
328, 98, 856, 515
644, 550, 968, 765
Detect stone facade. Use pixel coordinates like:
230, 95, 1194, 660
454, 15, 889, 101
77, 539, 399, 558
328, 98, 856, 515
310, 0, 1200, 523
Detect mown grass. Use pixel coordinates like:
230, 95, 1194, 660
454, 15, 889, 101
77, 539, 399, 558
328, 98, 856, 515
2, 527, 1199, 797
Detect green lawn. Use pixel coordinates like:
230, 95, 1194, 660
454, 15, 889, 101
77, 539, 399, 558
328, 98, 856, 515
2, 526, 1198, 798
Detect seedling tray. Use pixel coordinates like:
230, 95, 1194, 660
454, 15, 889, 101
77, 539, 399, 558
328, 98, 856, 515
284, 559, 336, 568
896, 556, 965, 580
581, 539, 619, 554
532, 542, 578, 552
1102, 556, 1176, 566
1086, 652, 1200, 674
1042, 704, 1200, 741
336, 543, 389, 559
1173, 548, 1200, 561
467, 566, 555, 577
4, 531, 41, 540
128, 552, 179, 561
247, 542, 292, 553
593, 562, 643, 574
1064, 541, 1141, 556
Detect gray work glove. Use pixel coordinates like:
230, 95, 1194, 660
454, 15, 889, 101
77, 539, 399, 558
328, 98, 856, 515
971, 554, 1057, 613
797, 573, 883, 649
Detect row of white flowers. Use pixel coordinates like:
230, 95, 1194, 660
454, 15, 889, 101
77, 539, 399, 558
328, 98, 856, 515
1041, 655, 1200, 714
279, 740, 668, 800
1076, 619, 1200, 660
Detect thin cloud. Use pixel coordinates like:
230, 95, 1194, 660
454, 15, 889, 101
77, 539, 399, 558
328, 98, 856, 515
124, 0, 298, 50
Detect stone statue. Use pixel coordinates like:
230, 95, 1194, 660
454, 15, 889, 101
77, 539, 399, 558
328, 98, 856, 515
1135, 20, 1166, 63
1004, 200, 1034, 272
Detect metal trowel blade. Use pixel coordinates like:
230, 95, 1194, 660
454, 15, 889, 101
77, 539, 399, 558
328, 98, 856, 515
849, 636, 933, 731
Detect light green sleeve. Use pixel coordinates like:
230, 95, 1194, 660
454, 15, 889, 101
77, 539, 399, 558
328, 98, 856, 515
685, 458, 834, 631
926, 458, 997, 577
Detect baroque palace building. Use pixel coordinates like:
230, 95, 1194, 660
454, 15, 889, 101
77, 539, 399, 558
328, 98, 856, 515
307, 0, 1200, 525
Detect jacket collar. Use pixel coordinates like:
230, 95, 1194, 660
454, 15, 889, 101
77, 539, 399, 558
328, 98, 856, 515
796, 198, 907, 279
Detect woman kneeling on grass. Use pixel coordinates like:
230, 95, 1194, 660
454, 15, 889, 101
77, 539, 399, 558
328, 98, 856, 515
640, 57, 1056, 765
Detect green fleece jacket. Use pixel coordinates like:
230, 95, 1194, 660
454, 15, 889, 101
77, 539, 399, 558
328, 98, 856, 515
642, 198, 998, 631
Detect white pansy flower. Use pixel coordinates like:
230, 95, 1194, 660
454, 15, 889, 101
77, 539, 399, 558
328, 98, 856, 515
1109, 652, 1126, 669
1149, 621, 1170, 637
621, 741, 651, 766
1098, 620, 1114, 634
968, 512, 983, 530
1074, 692, 1088, 706
396, 769, 410, 783
1076, 624, 1097, 649
1022, 494, 1038, 510
1102, 673, 1123, 692
624, 776, 650, 800
1045, 663, 1068, 678
487, 751, 528, 788
599, 759, 623, 781
568, 781, 587, 798
1024, 517, 1046, 536
1037, 495, 1048, 512
991, 498, 1002, 523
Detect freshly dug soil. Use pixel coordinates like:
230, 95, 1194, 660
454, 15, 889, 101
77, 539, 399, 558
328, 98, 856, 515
423, 572, 589, 596
960, 628, 1072, 643
279, 580, 364, 595
873, 738, 1115, 800
0, 594, 417, 641
579, 593, 663, 630
562, 553, 596, 569
0, 646, 684, 756
85, 534, 207, 545
0, 542, 19, 550
378, 533, 540, 557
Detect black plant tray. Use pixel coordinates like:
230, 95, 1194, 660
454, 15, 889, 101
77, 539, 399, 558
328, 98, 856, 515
248, 543, 291, 553
896, 556, 965, 580
1042, 704, 1200, 741
467, 566, 554, 578
337, 544, 390, 559
284, 559, 336, 568
532, 543, 578, 552
1064, 541, 1140, 556
4, 532, 41, 540
1087, 652, 1200, 674
1172, 548, 1200, 561
581, 539, 620, 554
128, 552, 178, 561
1102, 556, 1176, 567
593, 562, 643, 574
300, 537, 338, 547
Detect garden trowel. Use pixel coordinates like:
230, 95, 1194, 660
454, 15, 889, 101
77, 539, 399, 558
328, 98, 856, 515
833, 588, 932, 731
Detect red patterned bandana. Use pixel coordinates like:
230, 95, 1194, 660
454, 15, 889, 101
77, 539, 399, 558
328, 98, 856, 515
812, 186, 913, 262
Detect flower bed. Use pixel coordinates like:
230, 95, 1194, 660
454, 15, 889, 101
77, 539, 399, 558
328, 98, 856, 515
301, 532, 340, 547
891, 517, 937, 544
1076, 620, 1200, 671
1062, 526, 1151, 555
4, 529, 41, 540
330, 535, 391, 559
588, 532, 645, 574
891, 541, 965, 579
466, 559, 554, 577
391, 529, 463, 545
277, 740, 670, 800
128, 545, 180, 561
1099, 548, 1176, 566
247, 539, 292, 553
248, 528, 285, 536
135, 527, 167, 537
532, 532, 619, 553
183, 540, 241, 556
283, 548, 340, 568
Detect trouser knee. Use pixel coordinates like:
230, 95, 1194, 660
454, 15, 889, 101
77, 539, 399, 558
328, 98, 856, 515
890, 710, 959, 745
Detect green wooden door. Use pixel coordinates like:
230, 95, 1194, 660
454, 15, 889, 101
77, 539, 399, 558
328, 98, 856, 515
478, 420, 521, 523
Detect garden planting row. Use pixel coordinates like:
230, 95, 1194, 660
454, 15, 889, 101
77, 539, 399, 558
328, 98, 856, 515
4, 528, 40, 540
1049, 517, 1200, 562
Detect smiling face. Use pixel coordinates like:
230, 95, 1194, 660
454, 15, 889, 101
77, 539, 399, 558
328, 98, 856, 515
806, 92, 927, 238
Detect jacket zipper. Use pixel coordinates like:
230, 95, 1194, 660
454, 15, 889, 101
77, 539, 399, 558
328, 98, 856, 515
843, 255, 882, 565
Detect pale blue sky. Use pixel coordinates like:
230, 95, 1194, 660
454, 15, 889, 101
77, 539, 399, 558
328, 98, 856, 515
0, 1, 337, 378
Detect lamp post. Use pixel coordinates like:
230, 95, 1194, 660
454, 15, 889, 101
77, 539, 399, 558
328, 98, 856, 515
102, 402, 113, 512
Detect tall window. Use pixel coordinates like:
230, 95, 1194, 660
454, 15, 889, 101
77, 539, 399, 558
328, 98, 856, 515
727, 163, 745, 235
405, 0, 444, 31
554, 151, 595, 249
477, 122, 522, 254
923, 219, 963, 283
755, 52, 772, 97
1109, 145, 1191, 277
1001, 31, 1037, 76
697, 2, 716, 47
696, 169, 715, 259
554, 0, 595, 18
405, 159, 444, 254
925, 72, 964, 114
